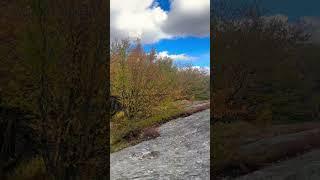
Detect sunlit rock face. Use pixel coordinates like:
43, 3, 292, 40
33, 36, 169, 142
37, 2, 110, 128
111, 109, 210, 180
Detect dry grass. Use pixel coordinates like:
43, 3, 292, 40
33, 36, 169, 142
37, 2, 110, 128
111, 100, 209, 153
8, 157, 47, 180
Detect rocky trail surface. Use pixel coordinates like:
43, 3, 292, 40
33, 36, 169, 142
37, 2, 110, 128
220, 123, 320, 180
235, 149, 320, 180
111, 109, 210, 180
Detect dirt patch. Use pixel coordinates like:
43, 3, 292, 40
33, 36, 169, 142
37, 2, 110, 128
136, 102, 209, 142
141, 127, 160, 140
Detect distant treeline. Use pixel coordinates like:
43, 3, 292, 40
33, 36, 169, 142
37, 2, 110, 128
212, 0, 320, 124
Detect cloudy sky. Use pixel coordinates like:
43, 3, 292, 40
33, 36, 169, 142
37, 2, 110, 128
111, 0, 210, 69
222, 0, 320, 44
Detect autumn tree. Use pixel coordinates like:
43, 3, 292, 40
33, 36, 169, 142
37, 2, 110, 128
212, 0, 311, 122
111, 40, 186, 119
13, 0, 109, 179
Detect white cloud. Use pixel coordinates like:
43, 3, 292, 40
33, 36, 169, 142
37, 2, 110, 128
157, 51, 197, 61
162, 0, 210, 37
110, 0, 210, 44
191, 66, 210, 74
111, 0, 169, 44
178, 66, 210, 74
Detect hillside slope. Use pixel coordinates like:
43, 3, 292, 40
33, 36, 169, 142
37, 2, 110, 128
111, 109, 210, 179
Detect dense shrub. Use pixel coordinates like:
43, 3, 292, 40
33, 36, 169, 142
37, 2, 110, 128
111, 40, 209, 120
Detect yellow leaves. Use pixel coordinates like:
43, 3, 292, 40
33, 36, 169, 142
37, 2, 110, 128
110, 40, 209, 119
111, 41, 177, 118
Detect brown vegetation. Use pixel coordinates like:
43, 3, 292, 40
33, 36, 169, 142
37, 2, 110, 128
1, 0, 108, 179
110, 40, 209, 152
111, 40, 209, 120
212, 0, 320, 178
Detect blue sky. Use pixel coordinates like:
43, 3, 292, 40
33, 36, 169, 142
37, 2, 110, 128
144, 37, 210, 67
111, 0, 210, 69
150, 0, 209, 67
145, 0, 210, 67
153, 0, 171, 11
